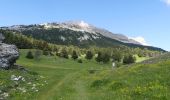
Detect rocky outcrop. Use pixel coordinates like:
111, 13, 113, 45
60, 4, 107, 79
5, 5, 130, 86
0, 33, 19, 69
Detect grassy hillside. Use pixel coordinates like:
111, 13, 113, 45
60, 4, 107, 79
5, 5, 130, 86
0, 49, 170, 100
135, 55, 150, 63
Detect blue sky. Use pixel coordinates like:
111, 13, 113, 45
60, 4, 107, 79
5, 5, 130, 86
0, 0, 170, 51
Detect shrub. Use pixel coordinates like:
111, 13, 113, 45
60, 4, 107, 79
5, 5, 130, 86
115, 61, 122, 68
88, 69, 96, 74
56, 52, 61, 57
26, 51, 34, 59
43, 50, 49, 56
28, 71, 39, 75
60, 48, 69, 59
77, 59, 83, 63
123, 54, 136, 64
91, 80, 104, 88
109, 81, 124, 90
34, 50, 42, 60
50, 52, 54, 56
91, 79, 109, 88
138, 51, 147, 57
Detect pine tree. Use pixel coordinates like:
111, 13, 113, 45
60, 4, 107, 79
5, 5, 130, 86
85, 51, 93, 60
72, 50, 78, 60
112, 52, 122, 62
43, 50, 49, 56
26, 51, 34, 59
123, 54, 136, 64
102, 53, 110, 63
61, 48, 69, 59
95, 52, 102, 62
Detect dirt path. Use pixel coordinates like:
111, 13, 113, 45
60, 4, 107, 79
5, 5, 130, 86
38, 71, 79, 100
75, 80, 89, 100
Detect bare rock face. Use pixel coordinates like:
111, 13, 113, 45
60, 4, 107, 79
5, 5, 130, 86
0, 33, 19, 69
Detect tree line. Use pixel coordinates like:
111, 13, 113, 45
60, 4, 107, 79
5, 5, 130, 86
0, 30, 163, 65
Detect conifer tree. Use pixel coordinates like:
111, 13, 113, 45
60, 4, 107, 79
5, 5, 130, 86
95, 52, 102, 62
61, 48, 69, 59
85, 51, 93, 60
26, 51, 34, 59
72, 50, 78, 60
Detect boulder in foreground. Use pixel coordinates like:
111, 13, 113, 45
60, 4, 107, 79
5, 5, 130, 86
0, 43, 19, 69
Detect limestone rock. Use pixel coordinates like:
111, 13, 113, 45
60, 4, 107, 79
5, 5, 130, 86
0, 43, 19, 69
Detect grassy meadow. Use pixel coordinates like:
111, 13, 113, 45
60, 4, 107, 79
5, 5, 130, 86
0, 49, 170, 100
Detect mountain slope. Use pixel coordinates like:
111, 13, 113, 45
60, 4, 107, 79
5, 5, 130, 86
48, 21, 141, 45
0, 21, 165, 51
1, 21, 141, 45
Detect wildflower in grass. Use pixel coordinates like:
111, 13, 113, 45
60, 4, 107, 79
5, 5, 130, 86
1, 92, 9, 98
17, 87, 27, 93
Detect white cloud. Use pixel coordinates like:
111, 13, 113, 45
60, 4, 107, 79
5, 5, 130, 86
79, 21, 89, 28
130, 36, 149, 46
161, 0, 170, 6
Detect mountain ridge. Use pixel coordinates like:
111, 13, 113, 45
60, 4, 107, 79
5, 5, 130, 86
0, 21, 165, 52
42, 21, 142, 45
0, 21, 141, 45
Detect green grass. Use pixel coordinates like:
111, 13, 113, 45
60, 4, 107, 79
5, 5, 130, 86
1, 49, 170, 100
134, 55, 150, 63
